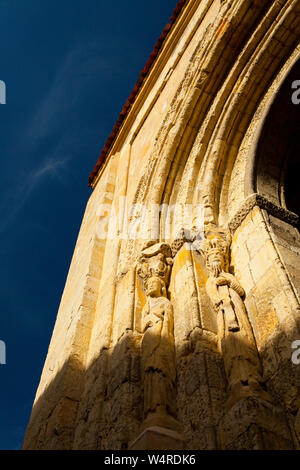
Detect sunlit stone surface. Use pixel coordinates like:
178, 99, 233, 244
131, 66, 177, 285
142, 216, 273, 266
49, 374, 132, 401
23, 0, 300, 450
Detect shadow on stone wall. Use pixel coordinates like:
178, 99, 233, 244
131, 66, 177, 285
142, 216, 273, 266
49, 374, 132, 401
22, 313, 300, 450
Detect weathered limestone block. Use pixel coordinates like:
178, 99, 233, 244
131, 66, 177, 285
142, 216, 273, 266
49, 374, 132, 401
230, 205, 300, 442
219, 396, 294, 450
130, 427, 183, 451
176, 348, 226, 450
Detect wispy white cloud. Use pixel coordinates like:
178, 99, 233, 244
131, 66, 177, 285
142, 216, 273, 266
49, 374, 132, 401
1, 40, 109, 233
27, 41, 113, 143
28, 156, 67, 183
0, 156, 68, 233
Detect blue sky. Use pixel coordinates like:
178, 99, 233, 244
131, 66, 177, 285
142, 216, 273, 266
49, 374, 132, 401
0, 0, 178, 450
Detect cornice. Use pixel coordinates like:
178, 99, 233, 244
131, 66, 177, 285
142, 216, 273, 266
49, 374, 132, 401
228, 193, 299, 234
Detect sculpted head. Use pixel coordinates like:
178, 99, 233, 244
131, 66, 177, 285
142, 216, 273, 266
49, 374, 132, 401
206, 245, 226, 277
137, 241, 173, 298
198, 225, 231, 277
145, 276, 166, 298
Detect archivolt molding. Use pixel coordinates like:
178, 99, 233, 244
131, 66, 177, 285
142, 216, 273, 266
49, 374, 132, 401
196, 0, 299, 227
241, 47, 300, 204
121, 0, 237, 265
143, 0, 258, 207
107, 1, 299, 274
158, 0, 280, 233
146, 0, 300, 241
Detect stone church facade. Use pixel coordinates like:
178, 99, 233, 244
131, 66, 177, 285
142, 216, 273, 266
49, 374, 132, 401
24, 0, 300, 450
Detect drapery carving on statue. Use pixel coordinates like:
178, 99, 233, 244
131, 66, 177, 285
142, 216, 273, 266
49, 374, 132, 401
199, 227, 241, 332
194, 224, 272, 410
137, 242, 180, 432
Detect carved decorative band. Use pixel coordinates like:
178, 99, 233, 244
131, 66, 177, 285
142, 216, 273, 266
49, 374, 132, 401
228, 194, 299, 233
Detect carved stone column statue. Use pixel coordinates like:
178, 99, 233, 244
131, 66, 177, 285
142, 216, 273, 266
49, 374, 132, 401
189, 224, 294, 449
194, 225, 271, 410
131, 242, 183, 450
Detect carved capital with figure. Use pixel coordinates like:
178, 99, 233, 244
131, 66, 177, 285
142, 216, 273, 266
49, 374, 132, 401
194, 224, 272, 410
196, 225, 243, 332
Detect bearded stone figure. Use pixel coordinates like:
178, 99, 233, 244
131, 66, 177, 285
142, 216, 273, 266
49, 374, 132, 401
195, 225, 271, 410
137, 242, 179, 432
